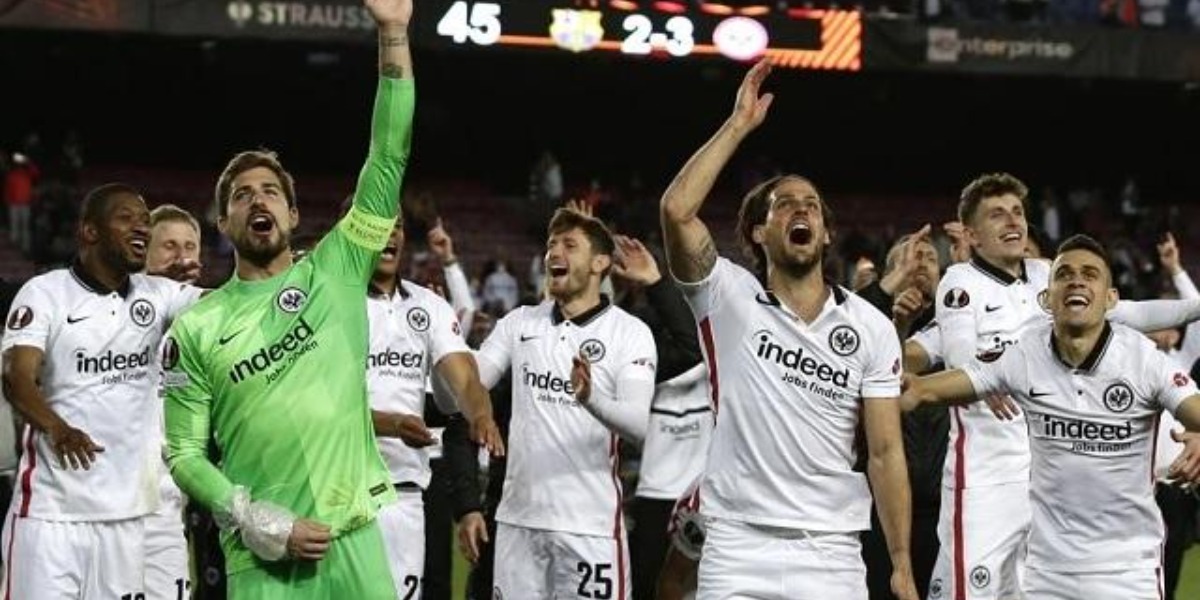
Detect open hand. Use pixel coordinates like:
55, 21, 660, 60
984, 394, 1021, 421
48, 422, 104, 470
470, 414, 506, 457
457, 511, 490, 564
612, 235, 662, 286
729, 59, 775, 132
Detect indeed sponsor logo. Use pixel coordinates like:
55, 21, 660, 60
367, 349, 424, 370
755, 333, 849, 388
521, 364, 580, 407
76, 346, 151, 374
1037, 413, 1132, 442
522, 367, 575, 394
229, 318, 319, 384
660, 420, 702, 437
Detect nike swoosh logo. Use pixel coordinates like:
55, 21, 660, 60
755, 292, 778, 306
519, 334, 538, 342
218, 330, 244, 345
1029, 388, 1052, 399
985, 305, 1002, 313
66, 315, 89, 324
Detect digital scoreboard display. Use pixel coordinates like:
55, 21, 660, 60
412, 1, 862, 71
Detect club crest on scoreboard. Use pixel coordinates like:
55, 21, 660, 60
550, 9, 604, 53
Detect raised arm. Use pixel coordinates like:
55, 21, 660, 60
612, 235, 702, 381
661, 61, 774, 283
372, 0, 413, 80
314, 0, 416, 277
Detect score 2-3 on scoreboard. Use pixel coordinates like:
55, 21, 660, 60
414, 0, 862, 70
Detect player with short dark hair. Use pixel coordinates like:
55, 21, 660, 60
904, 233, 1200, 600
1, 182, 203, 599
659, 60, 917, 600
476, 207, 657, 599
931, 172, 1200, 600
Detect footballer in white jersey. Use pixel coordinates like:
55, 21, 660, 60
659, 62, 917, 600
476, 208, 656, 600
143, 203, 205, 600
636, 363, 712, 503
364, 217, 501, 600
929, 174, 1200, 600
1, 184, 203, 599
905, 235, 1200, 600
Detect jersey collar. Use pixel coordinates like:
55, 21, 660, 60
70, 258, 131, 299
552, 295, 611, 326
1049, 321, 1113, 373
755, 282, 847, 308
969, 252, 1028, 286
368, 279, 411, 301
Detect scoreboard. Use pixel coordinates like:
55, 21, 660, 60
411, 1, 863, 71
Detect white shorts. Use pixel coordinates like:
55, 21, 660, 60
378, 487, 425, 600
930, 482, 1030, 600
697, 518, 866, 600
144, 492, 190, 600
1, 510, 145, 600
493, 522, 631, 600
1023, 566, 1162, 600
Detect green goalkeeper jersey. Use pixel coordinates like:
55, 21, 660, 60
163, 77, 414, 575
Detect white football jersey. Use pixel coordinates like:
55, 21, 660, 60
963, 320, 1198, 572
477, 298, 656, 537
680, 258, 902, 532
635, 363, 713, 501
3, 265, 201, 520
367, 281, 467, 488
907, 319, 943, 368
936, 257, 1050, 489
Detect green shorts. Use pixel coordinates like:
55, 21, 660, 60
227, 522, 397, 600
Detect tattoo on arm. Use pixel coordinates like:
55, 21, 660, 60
379, 32, 408, 78
381, 33, 409, 47
687, 236, 718, 277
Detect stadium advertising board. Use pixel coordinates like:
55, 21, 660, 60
866, 18, 1200, 81
0, 0, 149, 31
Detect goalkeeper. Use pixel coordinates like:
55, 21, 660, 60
161, 1, 415, 597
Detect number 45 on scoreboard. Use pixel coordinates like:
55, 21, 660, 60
436, 1, 503, 46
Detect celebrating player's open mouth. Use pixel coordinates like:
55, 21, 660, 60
547, 261, 570, 286
380, 242, 398, 262
247, 211, 276, 238
1000, 229, 1024, 249
1063, 291, 1090, 313
787, 220, 813, 247
128, 231, 149, 260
